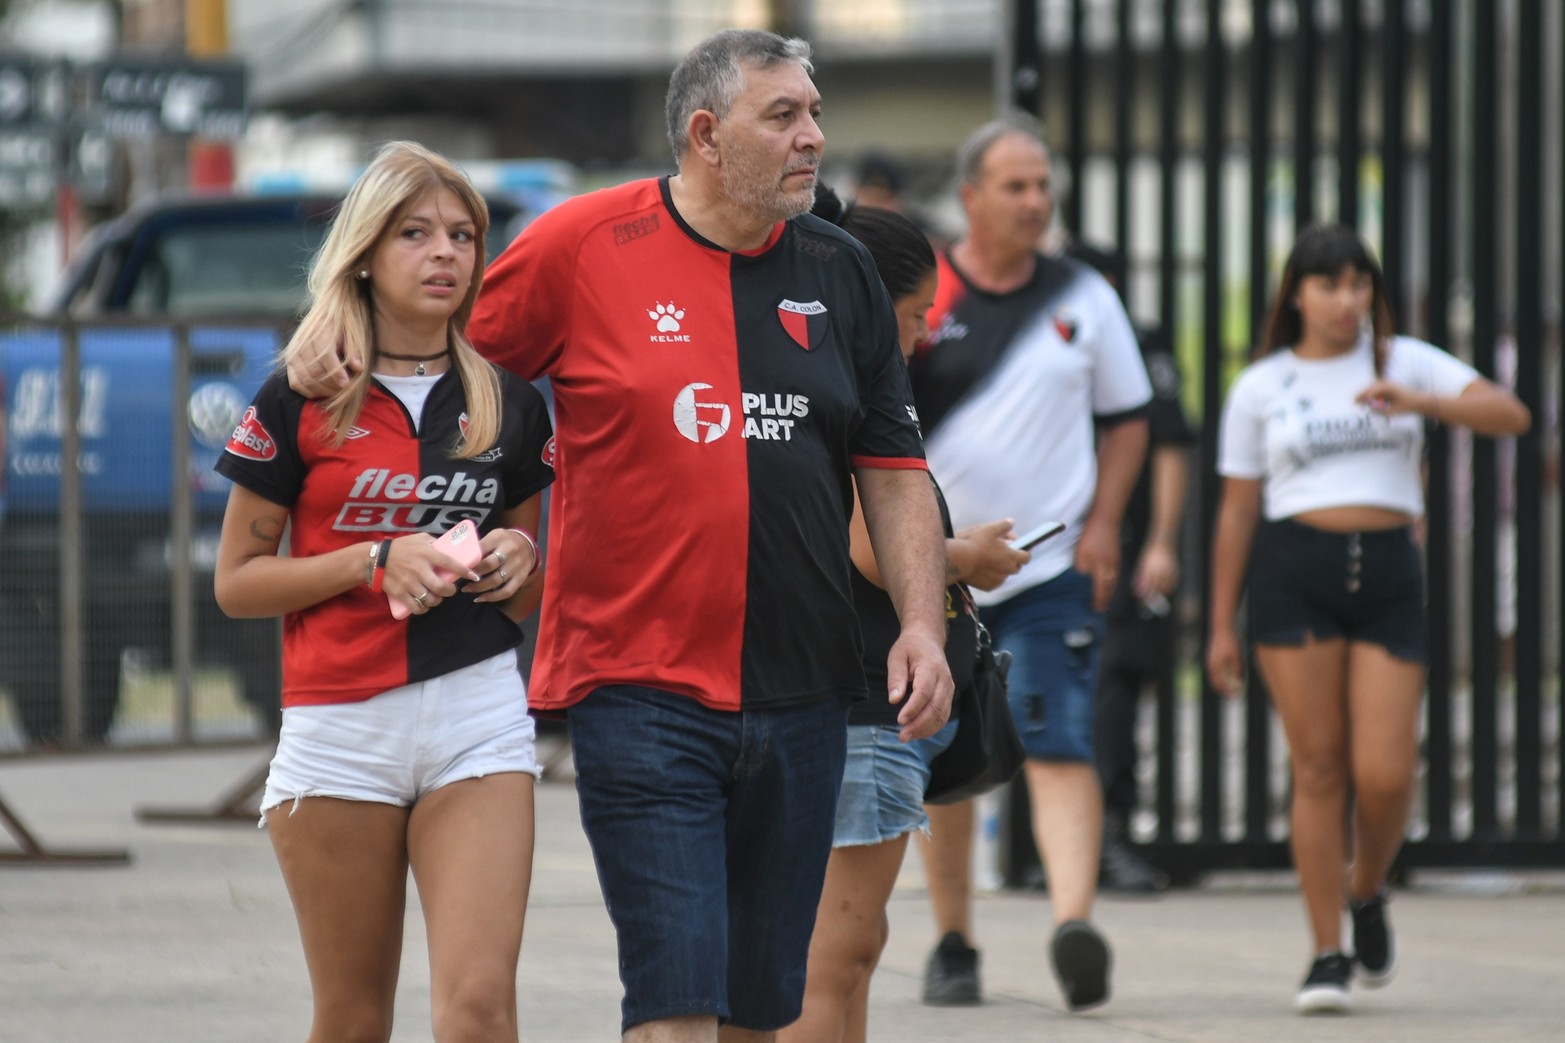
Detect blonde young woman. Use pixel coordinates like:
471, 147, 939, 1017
1208, 224, 1529, 1015
214, 141, 556, 1042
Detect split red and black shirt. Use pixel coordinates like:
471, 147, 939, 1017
216, 369, 555, 707
469, 176, 927, 713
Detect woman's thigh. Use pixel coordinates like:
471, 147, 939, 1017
267, 797, 411, 1009
1255, 638, 1351, 781
408, 772, 536, 987
1346, 642, 1426, 792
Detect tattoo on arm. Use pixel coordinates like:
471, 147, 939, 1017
249, 516, 284, 543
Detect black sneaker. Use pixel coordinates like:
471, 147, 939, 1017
1050, 919, 1111, 1011
1351, 890, 1397, 987
1099, 834, 1169, 894
922, 931, 981, 1006
1295, 952, 1354, 1014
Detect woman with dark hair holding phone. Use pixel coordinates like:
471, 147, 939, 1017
779, 201, 1029, 1043
1207, 224, 1528, 1014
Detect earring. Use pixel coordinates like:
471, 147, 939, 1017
356, 270, 370, 281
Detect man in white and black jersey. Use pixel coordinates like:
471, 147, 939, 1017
910, 113, 1150, 1013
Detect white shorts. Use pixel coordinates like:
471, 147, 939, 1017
260, 648, 539, 824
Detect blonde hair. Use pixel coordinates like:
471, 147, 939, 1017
283, 140, 503, 458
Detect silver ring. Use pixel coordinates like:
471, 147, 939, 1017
494, 550, 507, 566
413, 591, 428, 606
497, 569, 509, 583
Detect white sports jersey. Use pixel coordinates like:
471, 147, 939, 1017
1217, 334, 1479, 520
911, 253, 1152, 605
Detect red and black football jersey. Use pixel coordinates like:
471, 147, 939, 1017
469, 176, 927, 712
216, 369, 555, 707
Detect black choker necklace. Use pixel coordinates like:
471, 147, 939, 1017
378, 347, 451, 376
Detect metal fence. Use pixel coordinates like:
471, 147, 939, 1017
0, 317, 284, 755
999, 0, 1563, 882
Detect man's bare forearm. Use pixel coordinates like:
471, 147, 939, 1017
1147, 444, 1189, 548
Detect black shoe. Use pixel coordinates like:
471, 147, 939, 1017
1295, 952, 1354, 1014
922, 931, 981, 1006
1350, 890, 1397, 987
1050, 920, 1111, 1011
1099, 834, 1169, 893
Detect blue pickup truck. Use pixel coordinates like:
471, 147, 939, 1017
3, 188, 532, 745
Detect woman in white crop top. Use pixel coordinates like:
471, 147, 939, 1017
1206, 225, 1529, 1015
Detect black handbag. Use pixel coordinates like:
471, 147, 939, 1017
924, 621, 1026, 805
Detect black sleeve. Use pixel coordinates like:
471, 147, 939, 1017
213, 372, 309, 508
1140, 333, 1195, 448
845, 241, 926, 464
498, 371, 557, 508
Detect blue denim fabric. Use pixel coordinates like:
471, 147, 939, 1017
567, 685, 849, 1033
982, 569, 1102, 762
832, 721, 957, 847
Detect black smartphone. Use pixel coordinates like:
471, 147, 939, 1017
1015, 520, 1067, 550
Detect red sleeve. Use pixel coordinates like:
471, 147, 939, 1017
469, 198, 585, 380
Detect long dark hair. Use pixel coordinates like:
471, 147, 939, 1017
839, 205, 937, 302
1257, 224, 1393, 375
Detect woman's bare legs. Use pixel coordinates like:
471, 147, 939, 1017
1345, 644, 1425, 900
268, 798, 411, 1043
1256, 637, 1351, 953
409, 773, 536, 1042
778, 835, 910, 1043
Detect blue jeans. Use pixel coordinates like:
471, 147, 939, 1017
982, 569, 1102, 763
832, 721, 957, 847
567, 685, 850, 1032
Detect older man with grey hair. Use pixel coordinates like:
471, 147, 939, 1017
912, 112, 1150, 1014
472, 29, 953, 1043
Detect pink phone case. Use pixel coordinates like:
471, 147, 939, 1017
389, 519, 484, 619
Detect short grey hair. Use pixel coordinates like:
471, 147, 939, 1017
956, 111, 1048, 186
665, 29, 814, 161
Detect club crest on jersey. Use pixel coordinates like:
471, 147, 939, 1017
1053, 309, 1079, 343
225, 406, 276, 461
778, 298, 828, 351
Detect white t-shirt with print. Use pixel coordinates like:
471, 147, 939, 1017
916, 254, 1152, 605
1217, 334, 1478, 520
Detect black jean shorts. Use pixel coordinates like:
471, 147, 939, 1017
1247, 518, 1427, 665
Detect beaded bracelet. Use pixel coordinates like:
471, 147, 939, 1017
506, 528, 542, 578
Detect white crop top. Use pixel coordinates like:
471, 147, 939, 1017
1217, 335, 1478, 520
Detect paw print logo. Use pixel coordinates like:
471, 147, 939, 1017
649, 302, 685, 333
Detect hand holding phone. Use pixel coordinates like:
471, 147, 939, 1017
389, 519, 483, 619
1014, 520, 1067, 551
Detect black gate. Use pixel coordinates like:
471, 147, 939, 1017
1003, 0, 1562, 883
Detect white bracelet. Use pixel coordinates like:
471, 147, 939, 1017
506, 528, 541, 577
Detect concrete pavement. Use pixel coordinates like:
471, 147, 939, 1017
1, 744, 1561, 1042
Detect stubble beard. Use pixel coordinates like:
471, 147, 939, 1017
722, 147, 818, 224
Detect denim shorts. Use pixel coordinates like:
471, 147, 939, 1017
259, 649, 538, 823
567, 685, 850, 1033
832, 721, 957, 848
982, 569, 1102, 763
1248, 518, 1427, 664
